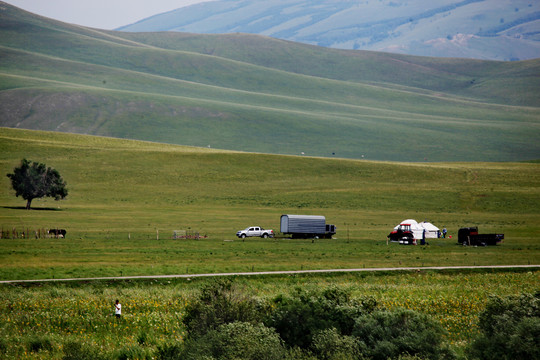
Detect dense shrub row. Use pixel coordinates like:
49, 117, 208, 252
162, 280, 456, 360
159, 280, 539, 360
12, 281, 533, 360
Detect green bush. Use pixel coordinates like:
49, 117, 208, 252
182, 279, 269, 338
155, 342, 183, 360
179, 282, 458, 360
27, 335, 53, 353
352, 309, 454, 360
136, 330, 155, 346
115, 344, 152, 360
0, 337, 7, 354
266, 286, 375, 348
181, 321, 285, 360
467, 292, 540, 360
311, 327, 362, 360
283, 346, 318, 360
62, 341, 104, 360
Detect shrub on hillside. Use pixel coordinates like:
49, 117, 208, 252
179, 281, 456, 360
62, 341, 104, 360
181, 321, 285, 360
266, 286, 377, 349
155, 342, 183, 360
352, 309, 455, 360
182, 279, 269, 338
27, 335, 53, 353
311, 327, 362, 360
115, 344, 152, 360
0, 337, 7, 354
467, 292, 540, 360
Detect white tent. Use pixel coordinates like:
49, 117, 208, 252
393, 219, 440, 240
419, 221, 440, 238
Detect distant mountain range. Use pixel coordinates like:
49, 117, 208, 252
1, 2, 539, 161
117, 0, 540, 61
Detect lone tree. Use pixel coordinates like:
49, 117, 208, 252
7, 159, 68, 210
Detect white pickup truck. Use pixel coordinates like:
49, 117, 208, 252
236, 226, 274, 239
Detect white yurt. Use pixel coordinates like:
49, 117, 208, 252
419, 221, 440, 238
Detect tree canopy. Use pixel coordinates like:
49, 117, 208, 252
6, 158, 68, 210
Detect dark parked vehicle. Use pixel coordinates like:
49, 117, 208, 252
458, 227, 504, 246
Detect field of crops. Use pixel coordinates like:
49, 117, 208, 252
0, 270, 537, 359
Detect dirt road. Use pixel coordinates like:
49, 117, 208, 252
1, 264, 538, 284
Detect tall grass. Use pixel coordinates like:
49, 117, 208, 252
0, 270, 537, 359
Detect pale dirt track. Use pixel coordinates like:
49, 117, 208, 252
0, 265, 538, 284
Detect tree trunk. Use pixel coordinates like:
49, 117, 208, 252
26, 198, 32, 210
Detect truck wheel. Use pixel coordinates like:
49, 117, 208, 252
241, 234, 246, 239
262, 233, 268, 238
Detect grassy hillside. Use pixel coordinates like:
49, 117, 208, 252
1, 128, 538, 280
114, 31, 540, 102
1, 3, 539, 161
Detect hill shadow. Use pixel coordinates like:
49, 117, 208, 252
1, 206, 63, 211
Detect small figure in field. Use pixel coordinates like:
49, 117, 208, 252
442, 227, 447, 238
114, 299, 121, 318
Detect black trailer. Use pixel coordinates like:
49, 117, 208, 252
458, 227, 504, 246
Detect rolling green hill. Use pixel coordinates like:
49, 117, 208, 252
0, 2, 539, 161
1, 128, 539, 279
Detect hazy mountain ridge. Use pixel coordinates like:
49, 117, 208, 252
117, 0, 540, 61
1, 2, 539, 162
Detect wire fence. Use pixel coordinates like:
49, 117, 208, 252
0, 227, 207, 240
0, 227, 66, 239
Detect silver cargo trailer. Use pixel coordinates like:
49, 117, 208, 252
280, 214, 336, 238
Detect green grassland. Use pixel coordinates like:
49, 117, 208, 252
1, 4, 539, 359
1, 128, 539, 281
1, 3, 539, 161
0, 271, 537, 359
